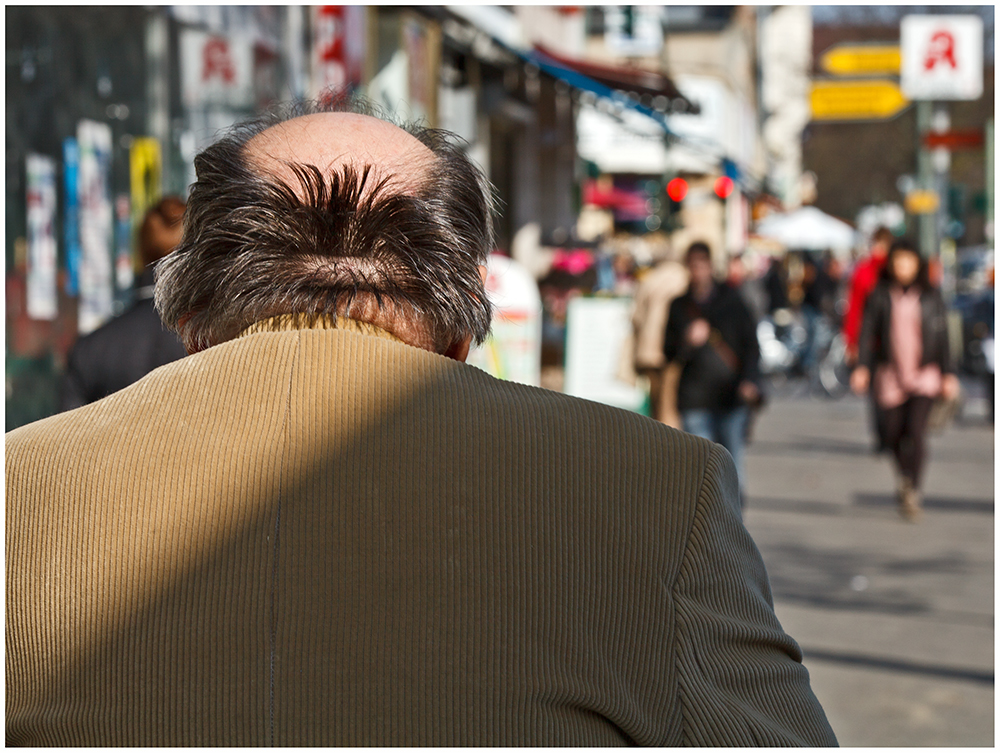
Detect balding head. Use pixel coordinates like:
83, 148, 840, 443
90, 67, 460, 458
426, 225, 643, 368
247, 113, 436, 200
155, 94, 496, 357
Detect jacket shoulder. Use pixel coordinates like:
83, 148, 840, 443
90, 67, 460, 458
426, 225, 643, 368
454, 362, 716, 492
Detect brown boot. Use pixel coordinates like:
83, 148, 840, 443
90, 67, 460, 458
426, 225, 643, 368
899, 482, 922, 522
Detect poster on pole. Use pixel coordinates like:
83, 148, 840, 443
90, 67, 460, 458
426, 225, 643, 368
25, 154, 58, 320
311, 6, 367, 98
130, 137, 162, 258
114, 194, 134, 293
77, 119, 114, 334
63, 138, 81, 296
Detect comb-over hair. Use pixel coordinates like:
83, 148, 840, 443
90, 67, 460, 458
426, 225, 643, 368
155, 93, 496, 354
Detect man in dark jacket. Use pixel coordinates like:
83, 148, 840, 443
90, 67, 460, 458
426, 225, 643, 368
59, 197, 188, 410
664, 242, 762, 501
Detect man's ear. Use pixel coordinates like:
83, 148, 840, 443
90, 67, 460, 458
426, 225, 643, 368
176, 313, 203, 355
443, 265, 488, 363
445, 334, 473, 363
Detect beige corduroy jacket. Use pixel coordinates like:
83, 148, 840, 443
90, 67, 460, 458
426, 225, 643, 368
6, 316, 837, 746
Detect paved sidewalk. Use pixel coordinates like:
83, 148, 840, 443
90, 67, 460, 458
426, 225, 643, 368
743, 383, 994, 747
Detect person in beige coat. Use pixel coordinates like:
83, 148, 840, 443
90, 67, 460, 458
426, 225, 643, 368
631, 254, 689, 426
6, 95, 837, 746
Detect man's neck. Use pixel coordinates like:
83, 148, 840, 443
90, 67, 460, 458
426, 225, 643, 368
691, 281, 714, 302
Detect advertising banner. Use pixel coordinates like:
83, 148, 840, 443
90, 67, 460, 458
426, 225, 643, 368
130, 138, 161, 226
25, 154, 58, 320
114, 194, 133, 292
63, 138, 81, 296
564, 297, 647, 413
312, 6, 367, 97
77, 119, 114, 334
467, 254, 543, 387
129, 137, 161, 276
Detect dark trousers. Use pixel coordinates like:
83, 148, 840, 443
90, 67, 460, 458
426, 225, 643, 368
880, 396, 935, 490
869, 388, 887, 451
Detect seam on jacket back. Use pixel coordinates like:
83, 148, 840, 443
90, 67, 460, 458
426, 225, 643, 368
269, 331, 300, 746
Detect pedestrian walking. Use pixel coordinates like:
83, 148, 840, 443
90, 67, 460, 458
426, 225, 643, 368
630, 252, 688, 425
59, 196, 188, 410
801, 252, 838, 376
663, 241, 763, 504
844, 227, 894, 450
850, 238, 960, 521
843, 227, 893, 361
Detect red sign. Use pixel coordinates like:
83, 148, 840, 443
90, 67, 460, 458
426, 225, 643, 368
923, 130, 984, 150
202, 37, 236, 84
314, 6, 365, 95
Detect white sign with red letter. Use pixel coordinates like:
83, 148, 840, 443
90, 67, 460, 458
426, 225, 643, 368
180, 29, 254, 109
901, 15, 983, 100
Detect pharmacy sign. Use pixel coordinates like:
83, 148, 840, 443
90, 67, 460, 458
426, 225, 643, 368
901, 15, 983, 100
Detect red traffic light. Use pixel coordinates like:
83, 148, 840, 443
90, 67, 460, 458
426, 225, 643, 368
714, 175, 735, 199
666, 178, 688, 202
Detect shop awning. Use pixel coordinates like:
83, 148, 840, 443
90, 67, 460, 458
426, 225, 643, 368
521, 46, 678, 135
442, 7, 685, 138
531, 45, 696, 114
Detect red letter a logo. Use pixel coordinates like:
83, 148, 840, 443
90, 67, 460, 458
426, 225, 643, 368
924, 30, 958, 71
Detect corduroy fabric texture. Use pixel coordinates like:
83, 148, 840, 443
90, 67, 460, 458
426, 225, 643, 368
6, 316, 837, 746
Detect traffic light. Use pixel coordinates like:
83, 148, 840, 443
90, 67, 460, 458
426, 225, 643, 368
661, 177, 687, 231
713, 175, 735, 199
666, 177, 688, 203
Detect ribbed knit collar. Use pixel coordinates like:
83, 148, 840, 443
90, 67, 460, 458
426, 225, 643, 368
237, 314, 406, 344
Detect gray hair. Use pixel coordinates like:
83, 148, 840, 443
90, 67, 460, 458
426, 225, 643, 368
155, 94, 496, 354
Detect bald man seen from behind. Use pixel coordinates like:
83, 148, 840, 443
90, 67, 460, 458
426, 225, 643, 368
6, 95, 838, 746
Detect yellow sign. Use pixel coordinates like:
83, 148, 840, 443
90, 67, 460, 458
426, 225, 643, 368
820, 44, 901, 76
810, 80, 910, 121
129, 138, 162, 274
904, 190, 940, 214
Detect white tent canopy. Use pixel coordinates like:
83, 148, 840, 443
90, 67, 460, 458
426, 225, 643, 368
754, 206, 859, 257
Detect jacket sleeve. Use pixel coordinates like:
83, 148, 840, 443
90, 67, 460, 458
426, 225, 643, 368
663, 297, 687, 365
58, 347, 90, 412
934, 292, 956, 375
842, 264, 867, 350
856, 285, 883, 373
671, 444, 838, 746
735, 296, 762, 386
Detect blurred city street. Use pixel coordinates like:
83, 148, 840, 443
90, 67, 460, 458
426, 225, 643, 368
744, 378, 994, 747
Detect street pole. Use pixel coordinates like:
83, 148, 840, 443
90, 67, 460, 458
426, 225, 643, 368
987, 119, 994, 248
145, 10, 171, 193
932, 102, 951, 260
916, 100, 936, 258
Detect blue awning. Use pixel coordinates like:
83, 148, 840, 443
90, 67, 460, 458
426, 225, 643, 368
521, 47, 676, 137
